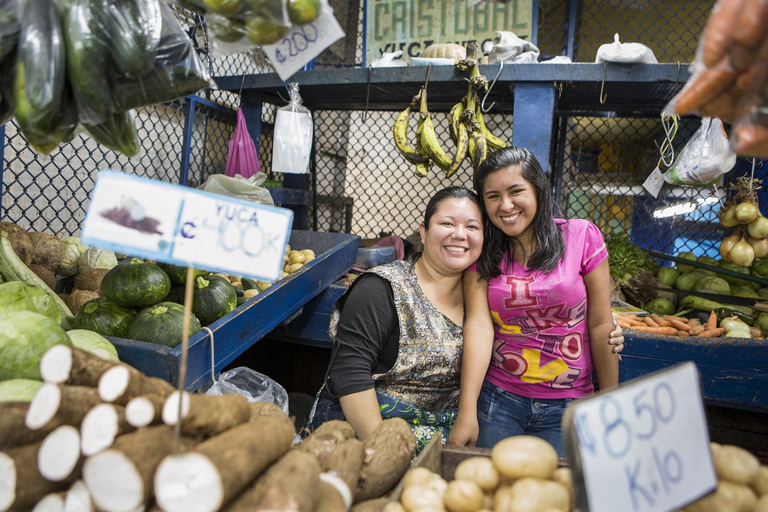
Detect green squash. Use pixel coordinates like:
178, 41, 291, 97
101, 259, 171, 308
74, 298, 136, 338
127, 302, 201, 348
192, 275, 237, 326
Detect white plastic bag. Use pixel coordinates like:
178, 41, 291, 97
488, 31, 540, 64
596, 33, 657, 64
272, 82, 313, 175
200, 173, 275, 205
206, 366, 289, 415
664, 117, 736, 186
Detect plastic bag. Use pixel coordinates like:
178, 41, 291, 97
225, 109, 262, 179
84, 110, 140, 157
488, 31, 540, 64
0, 0, 19, 63
107, 0, 162, 79
206, 366, 289, 415
663, 118, 736, 186
370, 50, 407, 68
595, 33, 657, 64
272, 82, 313, 175
111, 2, 212, 112
200, 173, 275, 206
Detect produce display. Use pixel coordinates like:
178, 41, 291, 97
393, 42, 508, 178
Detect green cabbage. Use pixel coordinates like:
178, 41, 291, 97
57, 237, 86, 276
67, 329, 119, 361
0, 281, 61, 323
0, 379, 43, 402
694, 276, 731, 296
0, 311, 72, 380
78, 247, 118, 274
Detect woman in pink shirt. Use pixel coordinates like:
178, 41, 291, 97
449, 147, 620, 457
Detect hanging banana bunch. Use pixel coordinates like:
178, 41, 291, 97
393, 89, 432, 178
418, 82, 468, 178
465, 86, 487, 172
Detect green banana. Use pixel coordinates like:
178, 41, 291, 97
466, 87, 488, 171
414, 160, 430, 178
475, 101, 507, 151
448, 97, 465, 144
418, 86, 453, 170
393, 91, 429, 165
445, 120, 469, 178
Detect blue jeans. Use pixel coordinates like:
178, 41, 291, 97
476, 381, 572, 458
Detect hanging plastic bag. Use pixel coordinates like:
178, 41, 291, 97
111, 2, 212, 112
84, 110, 141, 157
595, 33, 657, 64
200, 173, 274, 206
272, 82, 313, 175
663, 118, 736, 186
107, 0, 162, 80
225, 109, 262, 179
0, 0, 19, 63
206, 366, 289, 415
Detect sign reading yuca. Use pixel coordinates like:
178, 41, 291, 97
364, 0, 533, 65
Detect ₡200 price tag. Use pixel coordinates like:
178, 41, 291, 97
563, 362, 716, 512
263, 9, 345, 81
81, 170, 292, 283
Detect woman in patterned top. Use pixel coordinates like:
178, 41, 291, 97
449, 147, 622, 457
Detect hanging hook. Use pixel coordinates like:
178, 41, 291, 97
362, 66, 372, 123
238, 73, 246, 98
481, 61, 504, 113
599, 62, 608, 104
424, 63, 433, 88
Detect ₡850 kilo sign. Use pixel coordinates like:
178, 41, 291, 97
81, 171, 292, 283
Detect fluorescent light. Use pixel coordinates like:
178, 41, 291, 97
653, 202, 697, 218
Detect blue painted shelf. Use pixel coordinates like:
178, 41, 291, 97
107, 230, 360, 391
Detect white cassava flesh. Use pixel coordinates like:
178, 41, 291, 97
83, 451, 145, 512
125, 396, 159, 428
98, 366, 131, 403
40, 345, 73, 384
0, 452, 16, 511
154, 453, 223, 512
38, 426, 81, 482
40, 346, 119, 387
80, 404, 120, 456
160, 391, 190, 425
65, 481, 93, 512
27, 383, 63, 430
33, 493, 65, 512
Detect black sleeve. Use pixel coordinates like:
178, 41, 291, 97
323, 274, 400, 399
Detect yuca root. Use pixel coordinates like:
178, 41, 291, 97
65, 480, 94, 512
80, 404, 136, 456
296, 420, 357, 461
32, 492, 67, 512
154, 414, 296, 512
38, 426, 82, 483
125, 394, 165, 428
248, 401, 287, 420
40, 345, 119, 387
315, 480, 349, 512
26, 384, 103, 431
98, 365, 174, 405
226, 450, 321, 512
0, 442, 69, 511
355, 418, 417, 503
161, 391, 251, 437
349, 497, 390, 512
0, 401, 54, 450
82, 425, 193, 512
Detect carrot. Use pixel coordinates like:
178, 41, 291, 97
650, 314, 671, 327
627, 326, 679, 336
677, 330, 690, 337
698, 328, 725, 338
702, 0, 747, 67
749, 326, 763, 338
673, 67, 738, 115
663, 315, 688, 323
689, 325, 706, 336
688, 319, 701, 327
734, 0, 768, 47
706, 310, 718, 330
643, 317, 661, 328
669, 319, 691, 332
729, 42, 756, 72
617, 320, 633, 329
699, 84, 742, 123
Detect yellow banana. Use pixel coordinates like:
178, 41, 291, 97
414, 160, 430, 178
448, 97, 465, 145
445, 121, 469, 178
475, 101, 507, 151
469, 129, 487, 171
418, 87, 453, 170
393, 92, 429, 165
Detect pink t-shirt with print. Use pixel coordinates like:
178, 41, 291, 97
469, 218, 608, 399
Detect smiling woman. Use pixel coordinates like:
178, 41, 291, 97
307, 186, 483, 451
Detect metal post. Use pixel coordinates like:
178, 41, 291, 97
554, 115, 567, 209
0, 124, 6, 215
180, 97, 197, 187
566, 0, 580, 60
530, 0, 538, 46
361, 0, 368, 67
512, 83, 557, 173
241, 91, 263, 149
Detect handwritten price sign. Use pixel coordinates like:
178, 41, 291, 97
564, 362, 716, 512
263, 10, 345, 81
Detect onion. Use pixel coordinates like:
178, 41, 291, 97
730, 239, 755, 267
720, 316, 748, 333
720, 229, 742, 262
747, 215, 768, 239
735, 202, 759, 224
719, 205, 740, 228
747, 236, 768, 258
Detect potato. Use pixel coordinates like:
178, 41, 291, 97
243, 289, 259, 299
752, 466, 768, 496
383, 502, 407, 512
403, 468, 437, 489
400, 486, 444, 511
285, 244, 291, 253
713, 445, 761, 485
442, 480, 483, 512
427, 476, 448, 497
256, 281, 271, 291
482, 493, 493, 510
231, 281, 243, 289
493, 486, 513, 512
491, 436, 558, 480
507, 478, 569, 512
553, 467, 573, 508
684, 492, 739, 512
288, 263, 304, 273
756, 494, 768, 512
718, 481, 758, 512
289, 251, 306, 264
454, 457, 499, 492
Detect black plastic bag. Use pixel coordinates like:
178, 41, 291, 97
0, 0, 19, 63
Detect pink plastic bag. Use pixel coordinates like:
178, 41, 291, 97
225, 109, 261, 178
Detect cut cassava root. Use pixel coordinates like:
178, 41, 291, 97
0, 441, 69, 511
0, 401, 54, 450
355, 418, 417, 503
40, 346, 119, 387
80, 404, 135, 456
64, 480, 93, 512
154, 414, 295, 512
26, 384, 102, 431
161, 391, 250, 437
32, 492, 66, 512
125, 394, 164, 428
38, 426, 82, 483
98, 365, 174, 405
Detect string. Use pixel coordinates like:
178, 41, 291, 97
657, 113, 679, 169
202, 326, 216, 384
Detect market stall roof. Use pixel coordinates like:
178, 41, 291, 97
214, 63, 690, 114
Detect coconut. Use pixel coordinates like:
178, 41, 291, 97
28, 232, 66, 271
74, 268, 110, 292
0, 222, 34, 265
64, 290, 100, 316
29, 263, 57, 291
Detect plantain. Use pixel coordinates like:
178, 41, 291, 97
445, 119, 469, 178
413, 160, 430, 178
475, 101, 507, 151
418, 85, 453, 171
448, 97, 465, 144
466, 87, 488, 171
393, 90, 429, 165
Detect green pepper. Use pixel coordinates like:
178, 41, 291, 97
714, 308, 754, 326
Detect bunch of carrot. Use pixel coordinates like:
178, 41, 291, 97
616, 312, 725, 338
671, 0, 768, 157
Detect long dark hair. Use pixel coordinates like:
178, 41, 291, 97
423, 186, 481, 229
473, 147, 565, 280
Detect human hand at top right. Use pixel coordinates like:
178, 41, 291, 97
448, 413, 479, 447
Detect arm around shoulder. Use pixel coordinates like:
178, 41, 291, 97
584, 259, 619, 391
